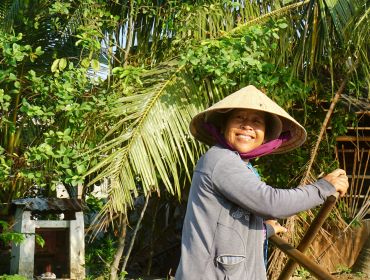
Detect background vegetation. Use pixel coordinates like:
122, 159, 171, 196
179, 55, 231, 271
0, 0, 368, 279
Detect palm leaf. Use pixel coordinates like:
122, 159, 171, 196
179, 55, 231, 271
86, 61, 205, 222
229, 0, 310, 36
324, 0, 360, 37
0, 0, 21, 32
346, 4, 370, 97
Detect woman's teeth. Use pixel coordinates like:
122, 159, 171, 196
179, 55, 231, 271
237, 134, 252, 140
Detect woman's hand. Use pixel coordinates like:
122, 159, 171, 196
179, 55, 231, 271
265, 220, 287, 235
323, 169, 349, 198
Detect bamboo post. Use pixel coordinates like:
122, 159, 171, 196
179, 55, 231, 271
273, 193, 339, 280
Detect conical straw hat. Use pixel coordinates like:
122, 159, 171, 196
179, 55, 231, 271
189, 85, 307, 154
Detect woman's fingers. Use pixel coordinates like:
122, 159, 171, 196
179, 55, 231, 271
335, 174, 349, 197
330, 169, 347, 177
323, 169, 349, 197
265, 220, 287, 234
336, 176, 349, 197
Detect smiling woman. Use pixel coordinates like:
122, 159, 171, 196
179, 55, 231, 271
175, 85, 349, 280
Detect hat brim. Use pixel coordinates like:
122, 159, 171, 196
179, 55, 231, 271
189, 85, 307, 154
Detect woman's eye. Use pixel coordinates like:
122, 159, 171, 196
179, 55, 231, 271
253, 119, 263, 124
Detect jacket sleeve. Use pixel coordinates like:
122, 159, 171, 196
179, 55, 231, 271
211, 151, 336, 219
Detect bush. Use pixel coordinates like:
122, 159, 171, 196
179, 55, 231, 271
0, 275, 27, 280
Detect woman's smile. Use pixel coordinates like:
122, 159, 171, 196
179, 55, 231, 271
236, 132, 254, 140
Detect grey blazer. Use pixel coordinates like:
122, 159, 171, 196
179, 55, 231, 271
175, 146, 335, 280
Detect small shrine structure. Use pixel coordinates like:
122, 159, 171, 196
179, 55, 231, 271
10, 197, 86, 279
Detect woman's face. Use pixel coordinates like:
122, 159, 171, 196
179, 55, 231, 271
223, 109, 266, 153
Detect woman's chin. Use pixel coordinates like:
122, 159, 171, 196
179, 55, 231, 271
234, 145, 256, 154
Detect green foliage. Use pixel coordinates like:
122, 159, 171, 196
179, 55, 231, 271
354, 271, 367, 278
112, 66, 145, 91
0, 220, 44, 247
85, 235, 117, 278
0, 275, 27, 280
0, 220, 24, 245
35, 234, 45, 248
85, 195, 105, 213
0, 27, 113, 206
119, 271, 128, 279
293, 266, 311, 279
336, 264, 352, 274
182, 19, 309, 111
183, 20, 288, 86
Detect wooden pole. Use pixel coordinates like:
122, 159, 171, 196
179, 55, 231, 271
270, 235, 335, 280
275, 194, 338, 280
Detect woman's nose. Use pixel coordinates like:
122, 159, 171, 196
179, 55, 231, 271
240, 120, 253, 130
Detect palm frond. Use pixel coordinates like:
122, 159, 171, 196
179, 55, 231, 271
86, 61, 204, 221
324, 0, 360, 37
229, 0, 310, 36
346, 4, 370, 97
0, 0, 21, 32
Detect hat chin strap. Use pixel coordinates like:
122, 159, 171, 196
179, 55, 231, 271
203, 123, 291, 159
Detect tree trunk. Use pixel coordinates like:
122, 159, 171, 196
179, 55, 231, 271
123, 0, 134, 67
121, 194, 150, 275
145, 198, 158, 275
110, 214, 128, 280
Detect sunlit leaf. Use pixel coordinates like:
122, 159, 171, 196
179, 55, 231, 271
51, 59, 60, 73
59, 58, 67, 71
91, 59, 100, 71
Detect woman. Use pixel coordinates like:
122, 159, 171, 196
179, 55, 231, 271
175, 85, 348, 280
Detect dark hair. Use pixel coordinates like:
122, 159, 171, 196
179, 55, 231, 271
208, 110, 233, 133
264, 113, 277, 141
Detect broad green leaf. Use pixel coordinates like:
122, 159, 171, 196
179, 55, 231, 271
35, 234, 45, 248
51, 59, 60, 73
91, 59, 100, 71
81, 58, 90, 68
278, 22, 288, 29
59, 58, 67, 70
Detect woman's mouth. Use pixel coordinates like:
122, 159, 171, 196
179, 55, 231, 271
236, 134, 254, 141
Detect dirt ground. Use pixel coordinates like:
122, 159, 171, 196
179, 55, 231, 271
328, 275, 369, 280
291, 273, 369, 280
132, 274, 370, 280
